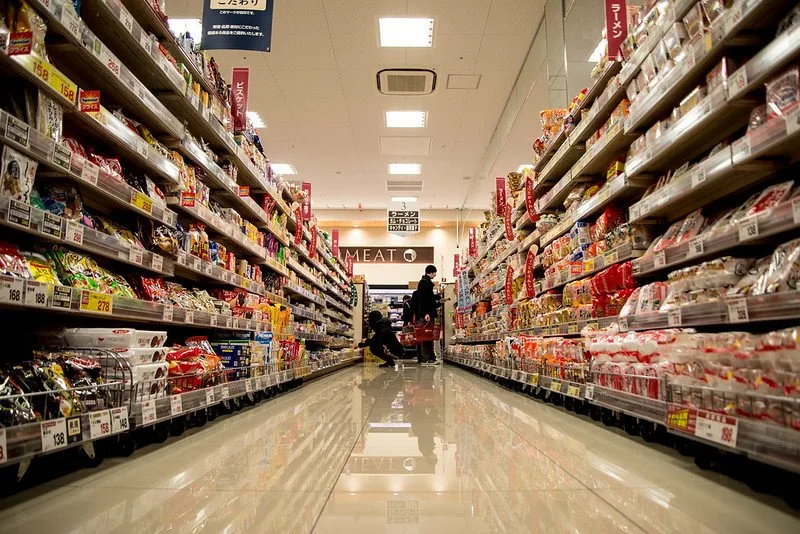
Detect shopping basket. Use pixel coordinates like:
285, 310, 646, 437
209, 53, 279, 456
414, 321, 441, 342
398, 325, 418, 347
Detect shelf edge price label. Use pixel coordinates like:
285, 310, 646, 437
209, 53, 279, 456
225, 316, 233, 329
80, 161, 99, 186
162, 303, 174, 322
184, 309, 194, 324
209, 314, 218, 327
53, 144, 72, 171
51, 286, 72, 309
66, 220, 84, 246
584, 384, 595, 401
170, 394, 182, 415
40, 419, 68, 452
141, 400, 157, 425
618, 316, 629, 332
732, 135, 751, 163
205, 389, 215, 405
738, 216, 758, 242
151, 254, 163, 272
727, 67, 748, 99
5, 114, 30, 147
89, 410, 111, 439
255, 376, 263, 390
690, 166, 706, 189
567, 385, 581, 398
7, 199, 31, 228
0, 277, 25, 305
221, 386, 230, 400
550, 380, 562, 393
140, 32, 152, 55
793, 198, 800, 226
727, 297, 749, 324
110, 406, 129, 433
80, 290, 113, 314
24, 280, 48, 307
42, 211, 63, 239
667, 308, 682, 327
695, 410, 738, 448
128, 246, 144, 266
131, 191, 153, 215
245, 379, 253, 393
687, 236, 704, 258
530, 373, 539, 386
653, 250, 667, 269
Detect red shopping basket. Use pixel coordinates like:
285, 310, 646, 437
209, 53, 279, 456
414, 321, 441, 341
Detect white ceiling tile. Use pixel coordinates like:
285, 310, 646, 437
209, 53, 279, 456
265, 34, 337, 70
475, 34, 532, 72
286, 98, 350, 122
272, 0, 330, 34
484, 0, 546, 35
322, 0, 407, 35
330, 34, 409, 71
379, 137, 432, 156
271, 70, 344, 99
406, 0, 492, 35
405, 35, 481, 71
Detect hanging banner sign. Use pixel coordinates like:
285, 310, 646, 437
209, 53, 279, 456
504, 264, 514, 305
605, 0, 628, 60
301, 182, 312, 219
504, 203, 514, 241
525, 250, 536, 298
201, 0, 275, 52
345, 255, 354, 277
468, 227, 477, 257
495, 177, 506, 215
525, 175, 537, 217
230, 67, 249, 132
387, 210, 420, 234
453, 253, 460, 276
309, 220, 318, 259
294, 207, 303, 245
331, 229, 339, 257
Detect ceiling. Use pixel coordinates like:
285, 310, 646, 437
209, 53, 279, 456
165, 0, 604, 215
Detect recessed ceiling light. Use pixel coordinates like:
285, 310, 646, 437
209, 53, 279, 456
391, 196, 418, 202
385, 111, 427, 128
589, 38, 607, 62
379, 18, 434, 47
389, 163, 421, 175
435, 224, 441, 228
516, 164, 533, 173
247, 111, 266, 129
271, 163, 296, 175
167, 19, 202, 43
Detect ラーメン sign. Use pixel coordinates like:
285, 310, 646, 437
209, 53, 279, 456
387, 210, 420, 234
201, 0, 275, 52
340, 247, 433, 264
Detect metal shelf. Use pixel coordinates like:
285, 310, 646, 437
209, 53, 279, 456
0, 110, 177, 228
571, 122, 636, 178
284, 282, 325, 306
173, 250, 267, 295
287, 258, 326, 291
539, 243, 646, 295
290, 304, 326, 323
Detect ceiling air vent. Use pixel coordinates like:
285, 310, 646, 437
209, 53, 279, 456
386, 180, 424, 193
377, 69, 436, 95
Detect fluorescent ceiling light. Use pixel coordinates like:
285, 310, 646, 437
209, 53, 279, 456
271, 163, 296, 175
379, 18, 434, 47
247, 111, 266, 129
517, 164, 533, 173
385, 111, 427, 128
168, 18, 202, 43
589, 38, 607, 62
391, 196, 418, 202
389, 163, 421, 175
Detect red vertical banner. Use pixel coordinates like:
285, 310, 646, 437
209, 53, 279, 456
605, 0, 628, 60
495, 177, 506, 215
301, 182, 312, 219
453, 253, 460, 276
468, 227, 477, 257
345, 255, 354, 277
331, 229, 339, 257
504, 264, 514, 305
525, 250, 536, 298
294, 207, 303, 245
309, 221, 318, 259
525, 175, 537, 219
231, 67, 250, 132
504, 203, 514, 241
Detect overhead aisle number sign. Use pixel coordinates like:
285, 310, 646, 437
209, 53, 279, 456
387, 210, 420, 234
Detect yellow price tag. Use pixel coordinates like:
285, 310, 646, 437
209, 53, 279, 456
550, 380, 562, 393
49, 69, 78, 105
79, 290, 113, 314
530, 373, 539, 386
667, 408, 690, 430
131, 191, 153, 214
584, 258, 595, 273
567, 385, 580, 397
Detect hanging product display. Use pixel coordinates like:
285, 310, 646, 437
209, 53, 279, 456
447, 0, 800, 493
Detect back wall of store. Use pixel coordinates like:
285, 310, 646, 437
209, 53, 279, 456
320, 226, 460, 286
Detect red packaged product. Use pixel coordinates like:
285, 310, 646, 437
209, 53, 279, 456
62, 138, 88, 159
743, 181, 793, 217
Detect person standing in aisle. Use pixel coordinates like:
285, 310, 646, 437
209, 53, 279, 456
358, 310, 404, 368
416, 265, 441, 364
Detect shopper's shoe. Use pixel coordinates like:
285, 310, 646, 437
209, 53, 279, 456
379, 361, 395, 368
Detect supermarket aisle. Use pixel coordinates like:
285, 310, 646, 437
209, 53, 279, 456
1, 364, 799, 533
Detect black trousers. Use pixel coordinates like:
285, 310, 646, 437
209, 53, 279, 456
420, 340, 435, 362
369, 339, 401, 364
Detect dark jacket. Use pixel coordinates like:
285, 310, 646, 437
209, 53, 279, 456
402, 298, 414, 325
360, 311, 403, 357
416, 275, 440, 321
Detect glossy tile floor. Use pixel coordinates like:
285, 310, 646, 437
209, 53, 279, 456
1, 363, 799, 533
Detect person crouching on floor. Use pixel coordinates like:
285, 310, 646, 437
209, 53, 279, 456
358, 310, 404, 368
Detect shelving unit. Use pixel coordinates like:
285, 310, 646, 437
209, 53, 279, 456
0, 0, 356, 478
450, 0, 800, 483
